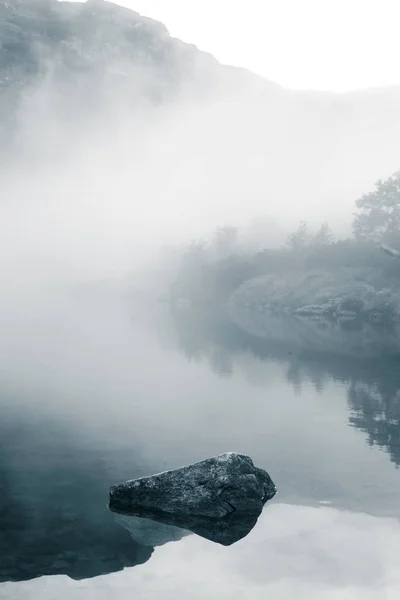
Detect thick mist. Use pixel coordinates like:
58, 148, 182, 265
2, 41, 400, 423
0, 0, 399, 473
2, 5, 400, 593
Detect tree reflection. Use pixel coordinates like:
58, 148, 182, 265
168, 306, 400, 466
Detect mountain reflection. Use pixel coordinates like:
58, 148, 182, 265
166, 306, 400, 467
0, 412, 153, 582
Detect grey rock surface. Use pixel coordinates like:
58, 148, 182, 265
109, 452, 276, 520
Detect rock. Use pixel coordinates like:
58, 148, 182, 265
109, 453, 276, 521
337, 310, 358, 320
293, 303, 334, 317
338, 298, 364, 313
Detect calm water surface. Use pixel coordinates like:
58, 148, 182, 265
0, 285, 399, 597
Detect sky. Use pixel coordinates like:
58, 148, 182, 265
79, 0, 400, 92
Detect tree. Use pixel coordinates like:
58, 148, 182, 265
179, 240, 208, 276
311, 222, 334, 247
211, 226, 239, 259
286, 221, 310, 251
353, 171, 400, 244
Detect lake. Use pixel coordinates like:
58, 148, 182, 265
1, 283, 399, 598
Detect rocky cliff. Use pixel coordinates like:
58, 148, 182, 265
2, 0, 400, 226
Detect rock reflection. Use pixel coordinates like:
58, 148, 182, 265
113, 509, 260, 547
114, 514, 191, 547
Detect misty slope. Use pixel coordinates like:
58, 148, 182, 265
0, 0, 284, 129
0, 0, 222, 93
0, 0, 222, 150
1, 0, 400, 230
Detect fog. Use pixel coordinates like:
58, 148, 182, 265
2, 28, 400, 417
4, 48, 400, 282
2, 4, 400, 593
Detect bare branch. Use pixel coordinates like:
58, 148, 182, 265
379, 243, 400, 259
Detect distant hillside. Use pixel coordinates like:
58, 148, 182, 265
1, 0, 400, 229
0, 0, 220, 148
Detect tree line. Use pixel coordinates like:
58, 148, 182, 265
170, 170, 400, 305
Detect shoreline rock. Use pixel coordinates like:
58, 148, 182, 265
109, 453, 276, 525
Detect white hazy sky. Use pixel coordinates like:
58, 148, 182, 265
76, 0, 400, 92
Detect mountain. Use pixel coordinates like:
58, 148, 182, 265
0, 0, 280, 128
0, 0, 218, 149
1, 0, 400, 232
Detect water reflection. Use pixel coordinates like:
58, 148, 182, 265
113, 509, 261, 546
2, 504, 399, 600
165, 306, 400, 467
1, 300, 400, 584
0, 410, 153, 582
114, 514, 190, 547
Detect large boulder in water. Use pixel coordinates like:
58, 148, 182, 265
109, 453, 276, 520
